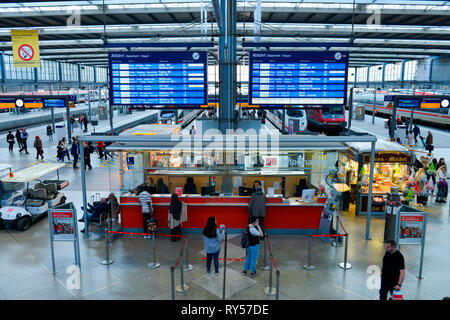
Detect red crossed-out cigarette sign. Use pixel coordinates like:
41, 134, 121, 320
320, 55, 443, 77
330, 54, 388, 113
18, 44, 34, 61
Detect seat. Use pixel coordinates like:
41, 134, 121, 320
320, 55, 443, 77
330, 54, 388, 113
28, 188, 50, 200
88, 211, 108, 239
43, 183, 58, 198
34, 183, 45, 190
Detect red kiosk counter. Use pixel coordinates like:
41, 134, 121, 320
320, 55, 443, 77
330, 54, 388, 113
120, 194, 325, 234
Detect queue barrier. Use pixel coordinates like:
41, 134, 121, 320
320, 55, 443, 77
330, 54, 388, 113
304, 215, 351, 270
102, 228, 192, 300
264, 234, 280, 300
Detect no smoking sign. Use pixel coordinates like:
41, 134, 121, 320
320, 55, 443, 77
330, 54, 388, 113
18, 44, 34, 61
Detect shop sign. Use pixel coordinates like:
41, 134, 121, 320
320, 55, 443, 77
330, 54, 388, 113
363, 152, 412, 164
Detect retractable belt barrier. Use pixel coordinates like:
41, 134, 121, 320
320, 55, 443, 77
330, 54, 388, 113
264, 234, 280, 300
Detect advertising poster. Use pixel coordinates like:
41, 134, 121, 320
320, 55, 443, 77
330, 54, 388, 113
398, 213, 424, 245
51, 211, 75, 241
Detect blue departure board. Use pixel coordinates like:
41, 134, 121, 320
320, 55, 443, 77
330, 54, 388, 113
109, 51, 207, 106
249, 51, 349, 105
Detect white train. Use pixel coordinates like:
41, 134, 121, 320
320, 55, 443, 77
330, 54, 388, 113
264, 107, 308, 134
353, 92, 450, 127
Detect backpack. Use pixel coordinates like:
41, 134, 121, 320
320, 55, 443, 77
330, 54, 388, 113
147, 218, 158, 233
241, 229, 250, 249
88, 144, 94, 153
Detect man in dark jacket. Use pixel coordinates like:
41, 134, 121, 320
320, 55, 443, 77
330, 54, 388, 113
19, 128, 30, 154
82, 141, 92, 170
83, 114, 88, 132
6, 131, 15, 152
413, 124, 421, 144
248, 180, 266, 234
71, 137, 80, 170
387, 116, 395, 141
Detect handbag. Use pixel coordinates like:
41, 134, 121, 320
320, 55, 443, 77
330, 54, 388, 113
147, 218, 158, 233
392, 290, 404, 300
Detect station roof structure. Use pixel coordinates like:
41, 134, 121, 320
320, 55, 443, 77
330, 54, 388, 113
0, 0, 449, 67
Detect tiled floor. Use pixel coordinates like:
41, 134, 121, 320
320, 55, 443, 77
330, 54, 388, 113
0, 116, 449, 300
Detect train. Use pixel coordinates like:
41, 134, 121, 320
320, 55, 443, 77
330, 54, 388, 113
353, 91, 450, 127
305, 105, 346, 134
157, 109, 203, 128
264, 108, 308, 134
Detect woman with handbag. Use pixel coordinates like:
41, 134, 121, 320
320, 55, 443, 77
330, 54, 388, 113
425, 131, 434, 154
436, 165, 447, 203
33, 136, 44, 160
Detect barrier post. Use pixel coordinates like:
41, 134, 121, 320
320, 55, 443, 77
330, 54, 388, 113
176, 242, 190, 293
332, 215, 342, 247
264, 254, 276, 296
148, 230, 160, 269
184, 236, 194, 272
222, 231, 228, 300
101, 220, 114, 265
170, 266, 175, 300
338, 233, 352, 270
260, 233, 270, 270
303, 235, 316, 270
276, 270, 280, 300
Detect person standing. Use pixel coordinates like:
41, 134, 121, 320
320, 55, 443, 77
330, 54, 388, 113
70, 115, 75, 132
380, 240, 405, 300
202, 216, 225, 276
436, 158, 448, 200
82, 141, 93, 170
71, 137, 79, 170
19, 128, 30, 154
189, 125, 196, 135
242, 218, 264, 278
78, 115, 83, 131
407, 130, 414, 147
413, 123, 421, 145
6, 131, 15, 152
436, 164, 447, 203
248, 180, 266, 234
138, 189, 153, 239
387, 116, 396, 141
425, 131, 434, 154
46, 124, 53, 141
33, 136, 44, 160
83, 114, 88, 132
15, 129, 23, 150
168, 193, 183, 242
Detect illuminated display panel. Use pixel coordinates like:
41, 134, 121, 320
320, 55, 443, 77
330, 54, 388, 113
249, 51, 349, 106
109, 51, 207, 107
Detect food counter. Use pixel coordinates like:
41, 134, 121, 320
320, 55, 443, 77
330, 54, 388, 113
120, 194, 325, 234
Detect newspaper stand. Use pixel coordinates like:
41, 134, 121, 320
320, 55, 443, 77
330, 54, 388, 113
48, 202, 81, 274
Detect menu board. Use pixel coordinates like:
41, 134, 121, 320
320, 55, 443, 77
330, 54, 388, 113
109, 51, 207, 106
249, 51, 349, 105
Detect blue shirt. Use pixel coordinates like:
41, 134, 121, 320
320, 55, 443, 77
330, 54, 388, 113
203, 229, 224, 254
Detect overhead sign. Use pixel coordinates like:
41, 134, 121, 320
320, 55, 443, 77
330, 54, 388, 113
0, 96, 72, 109
387, 95, 450, 115
109, 51, 208, 107
11, 30, 40, 68
249, 51, 349, 106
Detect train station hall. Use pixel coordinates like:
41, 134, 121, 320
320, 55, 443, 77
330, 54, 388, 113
0, 0, 449, 312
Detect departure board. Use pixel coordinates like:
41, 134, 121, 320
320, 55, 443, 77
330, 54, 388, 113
109, 51, 207, 106
249, 51, 349, 106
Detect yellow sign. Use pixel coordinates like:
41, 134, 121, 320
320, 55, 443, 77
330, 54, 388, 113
11, 30, 40, 68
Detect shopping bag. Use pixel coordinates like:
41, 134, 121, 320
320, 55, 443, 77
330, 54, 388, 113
392, 290, 404, 300
147, 218, 158, 233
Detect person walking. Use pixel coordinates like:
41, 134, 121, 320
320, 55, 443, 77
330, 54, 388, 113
6, 131, 15, 152
60, 137, 70, 162
82, 141, 93, 170
138, 189, 153, 239
242, 217, 264, 278
425, 131, 434, 154
413, 123, 421, 145
437, 158, 448, 200
248, 180, 266, 235
379, 240, 405, 300
19, 128, 30, 154
83, 114, 88, 132
15, 129, 23, 150
407, 130, 414, 147
202, 216, 225, 276
168, 193, 183, 242
71, 137, 79, 170
46, 124, 53, 141
97, 141, 105, 159
33, 136, 44, 160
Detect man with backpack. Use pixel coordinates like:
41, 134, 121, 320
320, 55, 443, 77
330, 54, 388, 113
19, 128, 30, 154
248, 180, 266, 236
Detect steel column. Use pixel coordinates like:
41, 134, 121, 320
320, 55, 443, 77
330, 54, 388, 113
365, 140, 376, 240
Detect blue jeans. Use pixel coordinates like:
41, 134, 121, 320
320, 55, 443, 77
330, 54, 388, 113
61, 150, 70, 161
243, 244, 259, 273
73, 154, 79, 168
206, 251, 220, 274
